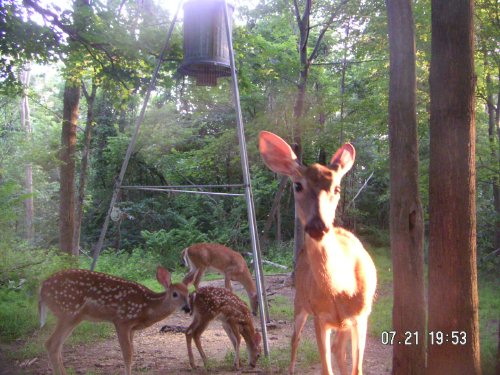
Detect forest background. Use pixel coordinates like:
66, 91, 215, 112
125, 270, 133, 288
0, 0, 498, 373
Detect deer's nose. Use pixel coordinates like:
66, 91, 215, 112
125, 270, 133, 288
305, 217, 330, 240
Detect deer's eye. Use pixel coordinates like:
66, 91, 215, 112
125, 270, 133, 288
172, 291, 178, 298
334, 186, 341, 194
294, 182, 303, 193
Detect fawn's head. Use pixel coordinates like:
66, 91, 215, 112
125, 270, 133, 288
259, 131, 355, 240
247, 330, 262, 367
156, 266, 191, 314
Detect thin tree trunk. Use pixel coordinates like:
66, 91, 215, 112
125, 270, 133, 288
486, 73, 500, 250
19, 64, 34, 243
261, 176, 288, 245
428, 0, 481, 373
59, 81, 80, 254
73, 81, 97, 255
386, 1, 426, 374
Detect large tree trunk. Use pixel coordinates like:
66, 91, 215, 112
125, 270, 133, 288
386, 1, 426, 374
59, 81, 80, 254
73, 81, 96, 255
19, 64, 34, 243
428, 0, 481, 373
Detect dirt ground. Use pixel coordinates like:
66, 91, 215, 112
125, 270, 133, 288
3, 275, 392, 375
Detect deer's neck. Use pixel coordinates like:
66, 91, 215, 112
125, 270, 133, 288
143, 291, 171, 323
238, 269, 257, 295
304, 230, 357, 295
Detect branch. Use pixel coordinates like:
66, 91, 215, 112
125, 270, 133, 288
308, 0, 349, 63
346, 171, 374, 209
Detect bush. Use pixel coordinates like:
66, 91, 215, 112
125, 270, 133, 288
84, 247, 162, 280
141, 221, 209, 270
0, 243, 76, 342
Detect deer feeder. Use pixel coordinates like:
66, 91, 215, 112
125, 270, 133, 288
178, 0, 234, 86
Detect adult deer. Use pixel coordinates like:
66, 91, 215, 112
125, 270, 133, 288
39, 266, 190, 375
259, 131, 377, 375
185, 286, 262, 370
182, 243, 259, 316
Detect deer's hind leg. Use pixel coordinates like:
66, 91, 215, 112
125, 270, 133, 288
46, 316, 81, 375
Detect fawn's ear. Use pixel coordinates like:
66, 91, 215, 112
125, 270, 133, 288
259, 131, 301, 177
329, 143, 355, 178
156, 266, 172, 289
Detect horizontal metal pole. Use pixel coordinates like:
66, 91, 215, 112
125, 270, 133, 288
121, 186, 244, 196
120, 184, 245, 189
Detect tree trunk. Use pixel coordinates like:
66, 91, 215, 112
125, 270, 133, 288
486, 73, 500, 251
428, 0, 481, 373
386, 1, 426, 374
73, 81, 97, 255
59, 81, 80, 254
19, 64, 34, 243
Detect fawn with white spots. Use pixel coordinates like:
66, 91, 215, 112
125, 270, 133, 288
39, 266, 190, 375
259, 131, 377, 375
182, 242, 259, 315
185, 286, 262, 370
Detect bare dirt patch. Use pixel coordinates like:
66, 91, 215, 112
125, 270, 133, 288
3, 275, 391, 374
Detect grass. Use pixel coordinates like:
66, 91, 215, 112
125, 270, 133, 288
259, 337, 320, 373
478, 276, 499, 375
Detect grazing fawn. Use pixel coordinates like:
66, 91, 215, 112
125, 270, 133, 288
39, 266, 190, 375
182, 243, 259, 315
185, 286, 262, 370
259, 131, 377, 375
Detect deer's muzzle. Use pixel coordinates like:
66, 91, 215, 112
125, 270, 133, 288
305, 217, 330, 240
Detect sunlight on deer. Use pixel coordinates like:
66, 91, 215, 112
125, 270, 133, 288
259, 131, 377, 375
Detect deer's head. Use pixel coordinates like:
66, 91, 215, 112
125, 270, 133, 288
259, 131, 355, 240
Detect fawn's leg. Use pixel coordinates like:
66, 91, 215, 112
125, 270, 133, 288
115, 324, 134, 375
332, 329, 350, 375
186, 317, 211, 368
222, 322, 241, 369
289, 309, 308, 374
45, 317, 80, 375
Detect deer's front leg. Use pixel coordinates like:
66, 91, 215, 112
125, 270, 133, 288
351, 316, 368, 375
314, 317, 334, 375
289, 309, 308, 374
332, 329, 349, 375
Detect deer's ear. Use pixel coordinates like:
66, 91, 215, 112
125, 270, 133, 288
259, 131, 301, 177
329, 143, 355, 178
156, 266, 172, 289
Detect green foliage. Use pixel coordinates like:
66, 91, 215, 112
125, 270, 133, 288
0, 244, 76, 342
85, 247, 162, 281
478, 277, 500, 375
141, 224, 209, 270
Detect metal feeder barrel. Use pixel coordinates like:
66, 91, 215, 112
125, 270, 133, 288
179, 0, 234, 86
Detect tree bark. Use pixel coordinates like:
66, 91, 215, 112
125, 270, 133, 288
19, 64, 34, 243
73, 81, 97, 255
386, 1, 426, 374
59, 81, 80, 254
428, 0, 481, 373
